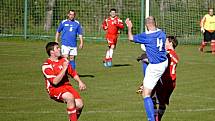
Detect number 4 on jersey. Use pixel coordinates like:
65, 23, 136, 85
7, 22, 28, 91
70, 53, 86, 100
157, 38, 163, 51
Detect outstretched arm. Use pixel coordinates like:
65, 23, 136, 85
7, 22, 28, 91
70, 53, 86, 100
125, 18, 134, 41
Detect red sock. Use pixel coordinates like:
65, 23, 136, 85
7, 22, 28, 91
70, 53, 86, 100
76, 108, 83, 119
67, 108, 77, 121
200, 40, 206, 49
211, 40, 215, 53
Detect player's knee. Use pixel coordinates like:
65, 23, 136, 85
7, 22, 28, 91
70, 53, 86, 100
62, 92, 75, 104
75, 99, 84, 109
142, 88, 152, 97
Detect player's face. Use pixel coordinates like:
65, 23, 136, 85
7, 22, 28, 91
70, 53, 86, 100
165, 39, 172, 50
53, 45, 61, 57
209, 9, 213, 16
110, 11, 116, 18
68, 11, 75, 20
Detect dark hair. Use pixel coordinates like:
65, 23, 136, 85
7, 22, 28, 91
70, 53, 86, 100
208, 8, 214, 11
110, 8, 116, 12
45, 42, 59, 56
167, 36, 178, 49
68, 9, 76, 14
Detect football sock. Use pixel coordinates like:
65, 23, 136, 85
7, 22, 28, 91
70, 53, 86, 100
67, 108, 77, 121
158, 107, 166, 121
200, 40, 206, 49
142, 62, 148, 76
105, 50, 110, 59
76, 108, 83, 119
70, 60, 76, 70
109, 48, 114, 59
211, 40, 215, 54
144, 97, 155, 121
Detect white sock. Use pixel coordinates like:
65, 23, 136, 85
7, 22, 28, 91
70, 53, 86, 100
109, 48, 113, 58
106, 50, 110, 59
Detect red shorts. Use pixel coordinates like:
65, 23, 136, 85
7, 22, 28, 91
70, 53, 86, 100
106, 34, 118, 46
48, 84, 81, 103
154, 79, 176, 105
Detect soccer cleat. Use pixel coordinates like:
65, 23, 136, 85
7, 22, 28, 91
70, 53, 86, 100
107, 61, 112, 67
199, 47, 203, 52
103, 62, 108, 67
103, 59, 108, 67
136, 84, 143, 94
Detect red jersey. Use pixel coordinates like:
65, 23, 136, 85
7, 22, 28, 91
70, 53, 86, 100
42, 57, 77, 93
102, 16, 124, 35
161, 49, 179, 81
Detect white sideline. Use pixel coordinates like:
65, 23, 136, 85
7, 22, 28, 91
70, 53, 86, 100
0, 108, 215, 114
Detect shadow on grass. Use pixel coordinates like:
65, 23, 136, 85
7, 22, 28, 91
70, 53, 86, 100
205, 50, 212, 53
79, 74, 95, 78
112, 64, 131, 67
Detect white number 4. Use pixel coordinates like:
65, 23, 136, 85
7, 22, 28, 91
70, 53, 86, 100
157, 38, 163, 51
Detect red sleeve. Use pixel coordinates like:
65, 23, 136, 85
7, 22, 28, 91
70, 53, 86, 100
102, 19, 108, 30
169, 50, 179, 64
116, 18, 124, 29
67, 64, 78, 78
42, 64, 56, 84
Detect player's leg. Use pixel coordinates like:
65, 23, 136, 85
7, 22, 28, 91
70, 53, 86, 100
69, 47, 78, 70
61, 45, 70, 58
210, 32, 215, 54
199, 31, 209, 52
75, 99, 84, 119
136, 62, 148, 94
143, 60, 168, 121
69, 55, 76, 69
143, 88, 155, 121
66, 85, 84, 119
62, 92, 77, 121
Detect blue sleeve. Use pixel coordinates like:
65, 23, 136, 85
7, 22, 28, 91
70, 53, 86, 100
133, 33, 147, 44
77, 24, 83, 35
57, 22, 63, 33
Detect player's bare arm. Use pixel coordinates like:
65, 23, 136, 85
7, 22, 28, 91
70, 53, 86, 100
55, 32, 61, 43
52, 59, 69, 85
200, 16, 206, 33
79, 35, 84, 49
73, 75, 86, 91
125, 18, 134, 41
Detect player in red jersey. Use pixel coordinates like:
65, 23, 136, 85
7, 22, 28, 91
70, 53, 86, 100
102, 8, 124, 67
42, 42, 86, 121
136, 36, 179, 121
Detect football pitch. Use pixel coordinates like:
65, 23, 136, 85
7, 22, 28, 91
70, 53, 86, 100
0, 38, 215, 121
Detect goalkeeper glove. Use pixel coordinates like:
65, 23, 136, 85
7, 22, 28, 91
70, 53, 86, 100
201, 27, 205, 33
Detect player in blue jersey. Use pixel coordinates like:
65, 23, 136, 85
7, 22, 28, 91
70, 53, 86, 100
126, 16, 168, 121
55, 10, 83, 70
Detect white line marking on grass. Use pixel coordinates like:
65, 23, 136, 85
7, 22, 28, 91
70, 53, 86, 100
0, 108, 215, 114
176, 93, 215, 100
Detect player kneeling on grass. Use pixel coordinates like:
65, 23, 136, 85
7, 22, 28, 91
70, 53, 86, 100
42, 42, 86, 121
136, 36, 179, 121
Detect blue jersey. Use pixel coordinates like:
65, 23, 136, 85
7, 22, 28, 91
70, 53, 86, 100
57, 19, 83, 47
133, 29, 167, 64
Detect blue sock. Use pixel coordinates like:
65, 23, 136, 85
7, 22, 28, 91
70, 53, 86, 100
142, 62, 148, 76
144, 97, 155, 121
69, 60, 76, 70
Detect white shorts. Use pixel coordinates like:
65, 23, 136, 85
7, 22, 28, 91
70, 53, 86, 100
143, 59, 168, 89
61, 45, 77, 56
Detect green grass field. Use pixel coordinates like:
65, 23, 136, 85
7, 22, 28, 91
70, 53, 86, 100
0, 38, 215, 121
